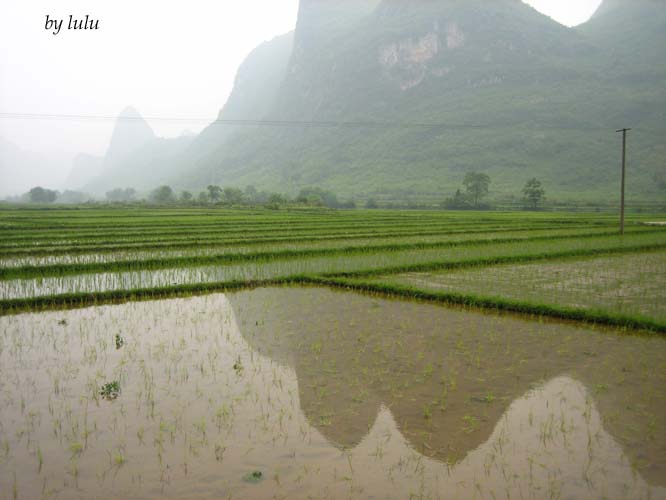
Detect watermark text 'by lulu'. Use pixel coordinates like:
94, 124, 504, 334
45, 15, 99, 35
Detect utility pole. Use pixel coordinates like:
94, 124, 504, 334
616, 128, 631, 235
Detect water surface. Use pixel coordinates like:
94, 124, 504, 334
0, 287, 664, 499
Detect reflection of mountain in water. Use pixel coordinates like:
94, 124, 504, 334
5, 291, 661, 500
229, 287, 666, 488
354, 377, 665, 499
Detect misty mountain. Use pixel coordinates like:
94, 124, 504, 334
178, 0, 665, 202
103, 106, 156, 165
64, 153, 104, 190
183, 32, 296, 174
0, 137, 74, 197
83, 107, 194, 195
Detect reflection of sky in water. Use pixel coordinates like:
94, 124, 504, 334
0, 290, 664, 499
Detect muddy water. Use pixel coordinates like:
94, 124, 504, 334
0, 287, 664, 499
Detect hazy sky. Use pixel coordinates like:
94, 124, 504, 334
0, 0, 603, 164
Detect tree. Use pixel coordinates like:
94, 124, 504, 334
180, 190, 193, 203
223, 187, 244, 205
197, 191, 209, 204
106, 188, 136, 202
522, 178, 545, 209
268, 193, 286, 204
463, 172, 491, 208
28, 186, 58, 203
244, 185, 258, 201
365, 198, 379, 209
297, 187, 340, 208
207, 185, 222, 203
266, 193, 286, 209
150, 185, 176, 204
442, 189, 470, 210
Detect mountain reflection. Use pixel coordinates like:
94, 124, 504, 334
229, 286, 666, 488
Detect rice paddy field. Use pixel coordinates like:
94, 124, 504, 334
1, 207, 665, 499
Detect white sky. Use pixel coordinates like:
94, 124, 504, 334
0, 0, 603, 161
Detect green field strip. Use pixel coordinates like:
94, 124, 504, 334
308, 278, 666, 333
371, 251, 666, 322
2, 224, 650, 259
0, 212, 542, 228
0, 227, 524, 255
0, 215, 462, 232
0, 221, 611, 250
1, 275, 663, 334
0, 278, 286, 315
0, 208, 628, 233
0, 221, 531, 242
2, 230, 663, 280
0, 212, 466, 232
0, 217, 616, 243
2, 227, 653, 268
2, 237, 665, 302
0, 208, 627, 226
318, 240, 666, 279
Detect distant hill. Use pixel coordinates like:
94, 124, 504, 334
64, 153, 103, 191
83, 107, 194, 195
178, 0, 666, 202
177, 31, 296, 182
0, 137, 73, 197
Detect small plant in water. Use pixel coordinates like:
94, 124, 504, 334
462, 415, 479, 434
115, 334, 125, 350
243, 470, 263, 484
423, 404, 432, 420
214, 444, 225, 462
233, 356, 243, 375
100, 381, 120, 400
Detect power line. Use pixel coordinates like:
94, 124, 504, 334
0, 112, 482, 129
0, 111, 625, 132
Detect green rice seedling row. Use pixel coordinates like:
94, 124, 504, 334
358, 250, 666, 323
1, 232, 664, 305
2, 226, 655, 269
1, 218, 620, 246
3, 228, 664, 279
1, 207, 664, 331
2, 223, 639, 257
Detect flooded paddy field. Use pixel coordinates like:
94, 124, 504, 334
2, 231, 665, 302
370, 250, 666, 323
1, 207, 665, 498
1, 288, 665, 500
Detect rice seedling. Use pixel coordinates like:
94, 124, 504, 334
100, 381, 120, 401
